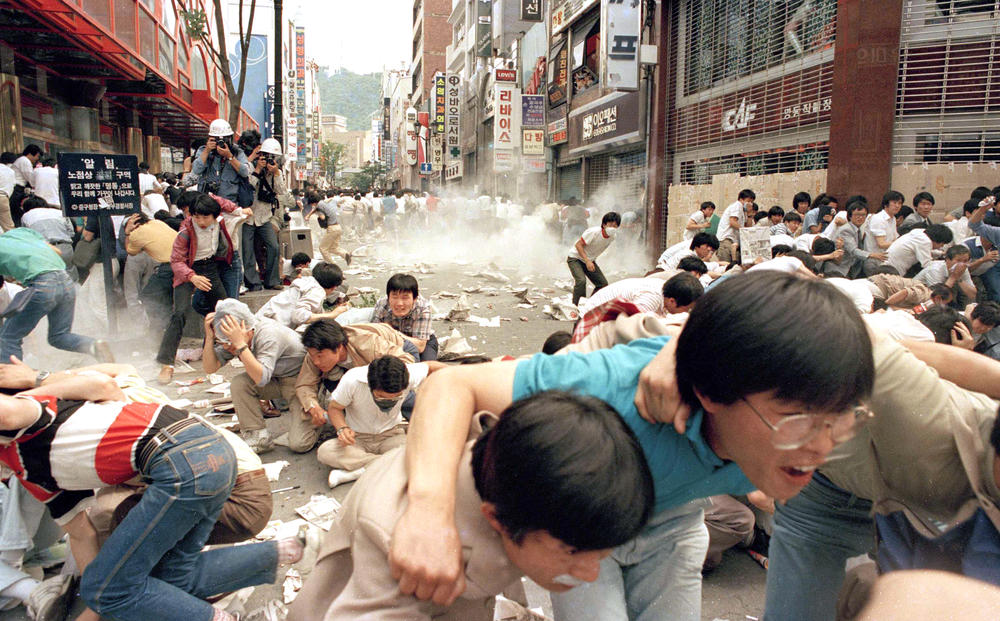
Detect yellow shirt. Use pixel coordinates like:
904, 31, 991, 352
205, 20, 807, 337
126, 218, 177, 263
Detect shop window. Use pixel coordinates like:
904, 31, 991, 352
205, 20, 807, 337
139, 0, 155, 12
161, 0, 177, 34
191, 46, 208, 90
158, 27, 175, 78
114, 0, 136, 49
178, 38, 189, 75
140, 9, 156, 63
82, 0, 111, 31
571, 16, 599, 95
684, 0, 837, 95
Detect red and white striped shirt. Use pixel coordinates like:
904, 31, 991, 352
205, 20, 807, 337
572, 278, 666, 343
0, 396, 187, 523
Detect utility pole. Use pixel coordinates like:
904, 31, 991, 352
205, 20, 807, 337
272, 0, 283, 143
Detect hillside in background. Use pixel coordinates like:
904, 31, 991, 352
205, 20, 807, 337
317, 70, 382, 131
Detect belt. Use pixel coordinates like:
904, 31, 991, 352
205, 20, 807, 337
234, 468, 267, 486
136, 417, 204, 473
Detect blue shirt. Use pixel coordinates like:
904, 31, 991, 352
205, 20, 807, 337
382, 195, 397, 215
512, 337, 754, 514
803, 207, 821, 233
190, 145, 250, 203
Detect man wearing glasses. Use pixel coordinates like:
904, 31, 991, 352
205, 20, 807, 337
388, 272, 875, 621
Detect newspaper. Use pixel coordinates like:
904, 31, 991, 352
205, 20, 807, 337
295, 494, 342, 531
739, 227, 772, 265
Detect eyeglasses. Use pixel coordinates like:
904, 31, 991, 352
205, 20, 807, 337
741, 397, 873, 451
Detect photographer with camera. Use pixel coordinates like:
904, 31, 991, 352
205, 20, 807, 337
188, 119, 250, 205
243, 138, 285, 291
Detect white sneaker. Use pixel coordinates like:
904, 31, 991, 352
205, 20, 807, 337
327, 467, 365, 488
26, 574, 77, 621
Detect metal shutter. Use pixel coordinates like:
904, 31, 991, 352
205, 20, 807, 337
586, 150, 647, 209
558, 163, 583, 201
893, 0, 1000, 164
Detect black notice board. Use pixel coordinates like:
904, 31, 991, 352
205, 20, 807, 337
57, 153, 141, 218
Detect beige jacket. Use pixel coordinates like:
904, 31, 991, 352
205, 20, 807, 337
317, 413, 522, 620
295, 323, 415, 412
822, 335, 1000, 536
560, 312, 681, 354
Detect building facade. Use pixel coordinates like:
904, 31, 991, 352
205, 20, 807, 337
0, 0, 257, 173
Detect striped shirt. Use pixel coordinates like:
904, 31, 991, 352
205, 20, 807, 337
0, 396, 187, 523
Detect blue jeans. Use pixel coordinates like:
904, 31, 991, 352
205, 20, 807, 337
979, 263, 1000, 303
550, 500, 708, 621
764, 473, 873, 621
80, 423, 277, 621
221, 250, 242, 299
0, 270, 94, 361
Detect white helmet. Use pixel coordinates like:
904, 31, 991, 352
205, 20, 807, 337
260, 138, 282, 155
208, 118, 234, 137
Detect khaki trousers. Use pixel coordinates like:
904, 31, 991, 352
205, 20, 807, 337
319, 224, 348, 263
316, 424, 407, 471
0, 194, 14, 232
231, 372, 318, 453
703, 494, 756, 570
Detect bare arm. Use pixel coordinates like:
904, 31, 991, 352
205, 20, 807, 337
573, 238, 590, 263
21, 374, 124, 402
201, 314, 223, 374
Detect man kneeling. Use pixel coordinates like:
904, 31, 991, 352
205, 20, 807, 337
289, 390, 653, 621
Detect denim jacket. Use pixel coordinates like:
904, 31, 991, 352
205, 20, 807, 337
188, 145, 250, 203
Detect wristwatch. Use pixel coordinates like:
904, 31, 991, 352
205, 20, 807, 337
34, 370, 50, 387
235, 345, 249, 357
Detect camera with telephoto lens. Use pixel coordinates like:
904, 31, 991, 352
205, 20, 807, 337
263, 155, 276, 167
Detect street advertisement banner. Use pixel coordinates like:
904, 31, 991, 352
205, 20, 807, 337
602, 0, 641, 91
433, 74, 446, 134
494, 84, 522, 149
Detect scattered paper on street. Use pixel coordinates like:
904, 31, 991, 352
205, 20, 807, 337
295, 494, 342, 531
263, 460, 290, 481
282, 568, 302, 604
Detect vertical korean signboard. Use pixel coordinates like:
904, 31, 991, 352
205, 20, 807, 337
433, 74, 446, 135
312, 107, 321, 173
476, 0, 492, 58
295, 27, 307, 167
494, 84, 521, 172
521, 0, 543, 21
445, 73, 463, 180
602, 0, 642, 91
521, 94, 545, 170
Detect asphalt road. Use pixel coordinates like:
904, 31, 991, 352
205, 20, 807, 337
4, 221, 766, 621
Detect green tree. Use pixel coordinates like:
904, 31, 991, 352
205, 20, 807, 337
320, 142, 347, 179
177, 0, 258, 128
349, 161, 385, 192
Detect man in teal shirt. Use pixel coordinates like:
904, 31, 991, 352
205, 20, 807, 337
0, 227, 109, 362
386, 271, 875, 620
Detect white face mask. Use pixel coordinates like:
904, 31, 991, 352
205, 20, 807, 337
604, 226, 618, 239
552, 574, 588, 588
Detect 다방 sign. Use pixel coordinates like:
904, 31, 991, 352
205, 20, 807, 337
523, 129, 545, 155
58, 153, 140, 218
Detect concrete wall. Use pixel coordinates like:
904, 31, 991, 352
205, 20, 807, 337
891, 163, 1000, 223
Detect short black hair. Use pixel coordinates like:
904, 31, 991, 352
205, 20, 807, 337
662, 272, 704, 307
676, 255, 708, 276
386, 273, 419, 297
471, 390, 654, 549
897, 205, 914, 221
924, 224, 953, 245
301, 319, 347, 352
768, 205, 785, 218
190, 194, 221, 217
847, 200, 869, 217
881, 191, 904, 209
20, 196, 49, 212
972, 301, 1000, 327
175, 190, 202, 211
0, 152, 16, 165
788, 250, 817, 273
913, 191, 935, 206
929, 284, 953, 302
700, 201, 716, 212
772, 244, 794, 257
738, 189, 756, 201
962, 198, 979, 216
971, 187, 991, 201
602, 212, 622, 226
793, 191, 812, 207
367, 355, 409, 393
784, 211, 803, 223
312, 262, 344, 289
753, 212, 770, 224
945, 244, 971, 260
22, 145, 42, 157
811, 237, 836, 256
916, 305, 970, 344
305, 191, 322, 205
40, 157, 55, 167
675, 272, 874, 412
991, 407, 1000, 455
869, 265, 900, 276
138, 162, 150, 172
690, 232, 719, 251
542, 331, 572, 355
291, 252, 312, 267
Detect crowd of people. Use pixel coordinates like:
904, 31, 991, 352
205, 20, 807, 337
2, 128, 1000, 621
